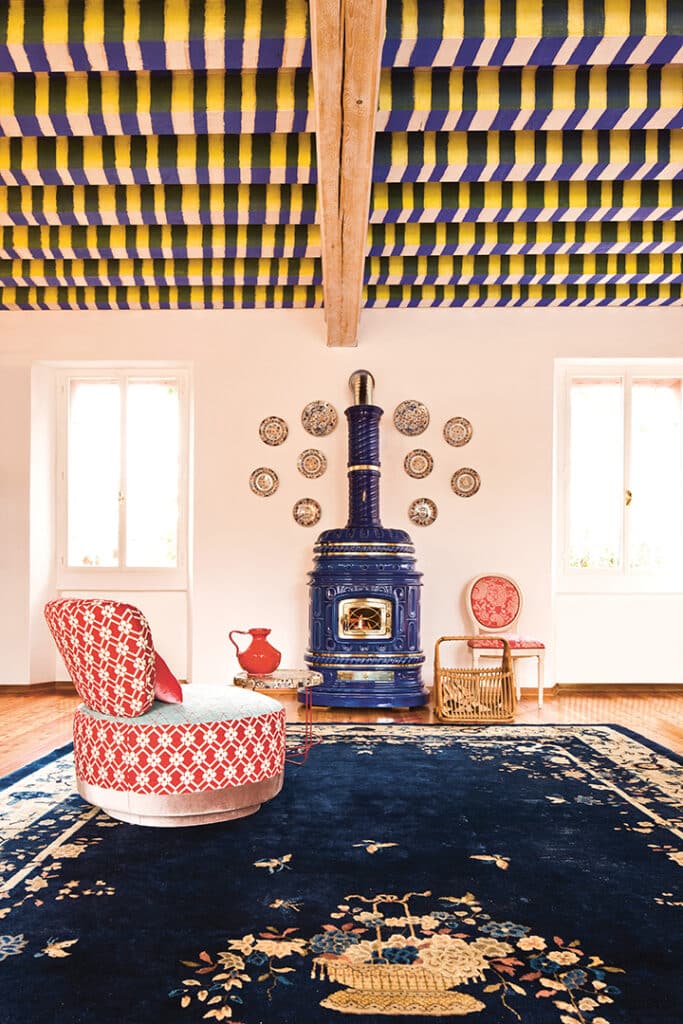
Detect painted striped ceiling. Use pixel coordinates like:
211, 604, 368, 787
0, 1, 681, 311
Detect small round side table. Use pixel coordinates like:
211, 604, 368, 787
233, 669, 323, 764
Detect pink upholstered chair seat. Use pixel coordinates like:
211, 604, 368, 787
467, 635, 545, 650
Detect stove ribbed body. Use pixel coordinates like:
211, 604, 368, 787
304, 397, 427, 708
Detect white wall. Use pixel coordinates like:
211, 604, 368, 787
1, 305, 682, 688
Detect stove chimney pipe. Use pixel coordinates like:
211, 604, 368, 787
346, 369, 381, 529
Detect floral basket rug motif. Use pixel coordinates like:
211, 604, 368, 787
0, 724, 681, 1023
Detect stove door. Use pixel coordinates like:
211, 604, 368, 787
337, 597, 393, 640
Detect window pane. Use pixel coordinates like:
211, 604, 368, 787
629, 378, 683, 572
126, 379, 180, 568
68, 381, 120, 567
568, 378, 624, 570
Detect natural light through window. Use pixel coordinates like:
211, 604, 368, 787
562, 365, 683, 583
568, 378, 623, 570
629, 379, 683, 573
64, 373, 185, 574
68, 381, 121, 568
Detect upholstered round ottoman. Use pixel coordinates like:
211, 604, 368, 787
73, 685, 286, 827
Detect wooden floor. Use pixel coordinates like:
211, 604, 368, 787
1, 686, 681, 777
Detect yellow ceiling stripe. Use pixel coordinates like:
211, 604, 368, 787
34, 74, 51, 124
164, 0, 189, 43
484, 0, 502, 39
646, 0, 668, 36
604, 0, 629, 37
244, 0, 264, 43
478, 68, 498, 108
401, 0, 419, 46
567, 0, 584, 36
43, 2, 69, 45
516, 3, 543, 38
516, 131, 537, 166
6, 1, 25, 49
588, 67, 608, 111
442, 1, 464, 39
661, 66, 682, 107
629, 67, 648, 110
172, 70, 194, 116
136, 72, 152, 125
286, 0, 308, 43
122, 0, 142, 47
519, 67, 537, 111
83, 1, 105, 47
413, 69, 434, 112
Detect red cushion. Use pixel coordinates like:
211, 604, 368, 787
154, 651, 183, 703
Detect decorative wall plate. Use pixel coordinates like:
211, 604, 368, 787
404, 449, 434, 479
249, 467, 279, 497
293, 497, 322, 527
259, 416, 288, 446
297, 448, 327, 479
451, 467, 481, 497
443, 416, 473, 447
394, 400, 430, 436
408, 497, 438, 526
302, 401, 338, 437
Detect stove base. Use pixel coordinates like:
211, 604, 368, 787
300, 668, 428, 709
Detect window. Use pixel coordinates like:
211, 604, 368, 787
557, 363, 683, 589
57, 369, 189, 586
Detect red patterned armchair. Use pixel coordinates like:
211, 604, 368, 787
44, 598, 286, 827
465, 575, 545, 707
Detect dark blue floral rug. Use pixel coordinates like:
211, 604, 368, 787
1, 724, 681, 1024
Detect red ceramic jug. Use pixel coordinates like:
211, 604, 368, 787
229, 628, 281, 675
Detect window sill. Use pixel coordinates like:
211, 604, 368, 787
57, 568, 187, 592
555, 575, 683, 596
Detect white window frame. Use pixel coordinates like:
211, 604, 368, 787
56, 365, 190, 591
555, 359, 683, 595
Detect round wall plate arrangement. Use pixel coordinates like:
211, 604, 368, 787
302, 400, 338, 437
297, 448, 327, 479
404, 449, 434, 479
250, 467, 279, 497
408, 497, 438, 526
259, 416, 288, 446
293, 497, 322, 527
451, 467, 481, 497
443, 416, 473, 447
394, 400, 430, 436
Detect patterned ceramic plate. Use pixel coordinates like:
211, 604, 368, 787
408, 497, 438, 526
259, 416, 288, 446
443, 416, 473, 447
404, 449, 434, 479
302, 401, 338, 437
249, 467, 279, 497
394, 400, 430, 436
451, 467, 481, 497
297, 448, 327, 479
293, 497, 322, 527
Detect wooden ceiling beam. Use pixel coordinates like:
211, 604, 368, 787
309, 0, 344, 344
310, 0, 386, 347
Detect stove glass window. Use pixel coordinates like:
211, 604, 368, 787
338, 597, 392, 639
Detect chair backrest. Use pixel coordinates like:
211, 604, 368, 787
467, 575, 522, 634
44, 598, 156, 717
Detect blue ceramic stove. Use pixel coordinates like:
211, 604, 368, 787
303, 371, 427, 708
